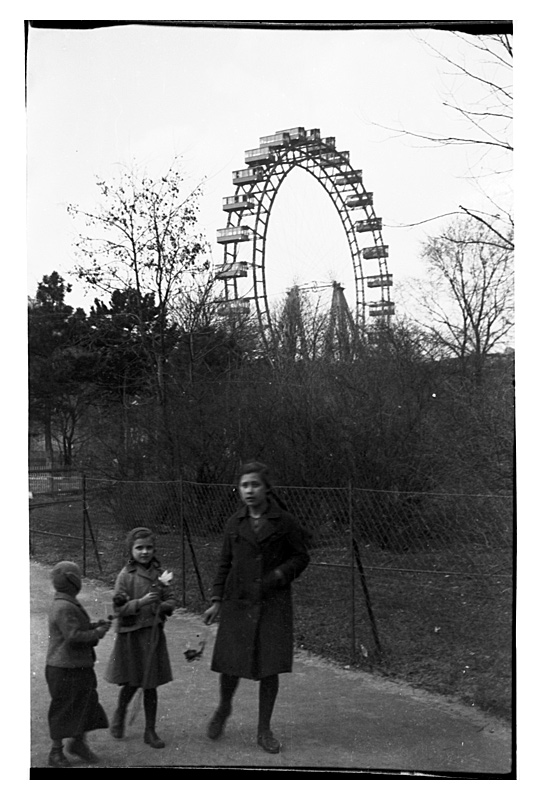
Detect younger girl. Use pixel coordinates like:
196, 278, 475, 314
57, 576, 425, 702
105, 527, 176, 748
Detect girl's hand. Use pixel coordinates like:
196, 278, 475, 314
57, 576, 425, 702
96, 624, 110, 639
139, 591, 160, 607
203, 602, 221, 625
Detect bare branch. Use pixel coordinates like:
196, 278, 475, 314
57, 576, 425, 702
458, 206, 514, 250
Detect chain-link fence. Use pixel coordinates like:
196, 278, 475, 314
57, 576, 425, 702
29, 472, 513, 719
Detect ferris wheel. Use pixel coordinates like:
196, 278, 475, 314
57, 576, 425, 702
215, 126, 394, 349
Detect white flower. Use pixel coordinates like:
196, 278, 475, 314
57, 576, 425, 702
159, 569, 173, 586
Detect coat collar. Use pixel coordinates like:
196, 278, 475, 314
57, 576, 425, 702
236, 498, 282, 543
237, 497, 282, 521
54, 591, 81, 606
126, 559, 159, 577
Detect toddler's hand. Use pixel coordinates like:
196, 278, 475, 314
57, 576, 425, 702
96, 624, 109, 639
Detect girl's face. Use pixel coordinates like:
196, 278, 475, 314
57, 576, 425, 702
131, 538, 155, 565
239, 472, 268, 513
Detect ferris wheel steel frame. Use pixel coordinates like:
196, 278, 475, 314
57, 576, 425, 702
215, 127, 394, 350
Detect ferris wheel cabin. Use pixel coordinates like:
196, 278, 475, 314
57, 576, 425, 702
214, 262, 250, 280
216, 226, 251, 244
369, 300, 395, 317
335, 170, 363, 186
259, 132, 290, 148
223, 194, 255, 212
275, 127, 306, 140
217, 299, 251, 317
362, 245, 389, 260
232, 168, 265, 185
245, 147, 275, 166
367, 274, 393, 288
323, 150, 350, 164
355, 217, 382, 233
346, 192, 373, 208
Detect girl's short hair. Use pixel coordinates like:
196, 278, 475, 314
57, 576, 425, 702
125, 526, 155, 557
238, 461, 272, 489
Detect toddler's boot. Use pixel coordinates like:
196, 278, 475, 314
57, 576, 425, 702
66, 735, 100, 764
48, 740, 71, 768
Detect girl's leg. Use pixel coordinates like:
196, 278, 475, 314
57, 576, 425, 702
143, 688, 165, 748
207, 674, 240, 740
110, 683, 138, 739
257, 675, 281, 754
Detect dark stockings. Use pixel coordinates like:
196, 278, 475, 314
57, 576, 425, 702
143, 688, 158, 731
116, 684, 158, 730
258, 675, 279, 734
118, 683, 138, 713
218, 674, 240, 716
216, 673, 279, 732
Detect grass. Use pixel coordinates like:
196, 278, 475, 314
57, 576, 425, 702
29, 496, 513, 722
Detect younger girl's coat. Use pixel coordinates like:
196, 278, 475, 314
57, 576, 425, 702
111, 561, 176, 632
105, 561, 176, 688
210, 499, 310, 680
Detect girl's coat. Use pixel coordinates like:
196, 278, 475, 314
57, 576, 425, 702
210, 499, 310, 679
112, 561, 175, 632
105, 561, 176, 688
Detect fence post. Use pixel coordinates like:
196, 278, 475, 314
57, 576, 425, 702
352, 534, 383, 662
180, 477, 186, 607
82, 474, 87, 576
349, 482, 356, 661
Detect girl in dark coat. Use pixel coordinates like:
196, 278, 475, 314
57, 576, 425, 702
105, 528, 176, 748
45, 560, 111, 768
203, 462, 310, 754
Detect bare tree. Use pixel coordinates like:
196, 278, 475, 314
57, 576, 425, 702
68, 160, 215, 477
68, 160, 212, 406
409, 217, 513, 381
407, 32, 512, 155
386, 30, 513, 250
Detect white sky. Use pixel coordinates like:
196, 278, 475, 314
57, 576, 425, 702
26, 21, 513, 320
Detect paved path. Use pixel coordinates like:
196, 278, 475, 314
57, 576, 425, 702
30, 561, 512, 775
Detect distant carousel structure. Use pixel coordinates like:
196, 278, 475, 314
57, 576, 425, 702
215, 126, 394, 352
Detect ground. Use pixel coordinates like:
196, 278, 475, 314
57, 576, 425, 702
30, 560, 512, 776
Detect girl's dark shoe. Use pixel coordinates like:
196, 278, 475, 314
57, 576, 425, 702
48, 748, 72, 768
144, 729, 165, 748
207, 708, 230, 740
66, 738, 99, 764
257, 730, 281, 754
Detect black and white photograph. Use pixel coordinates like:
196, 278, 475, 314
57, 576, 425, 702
24, 18, 517, 780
